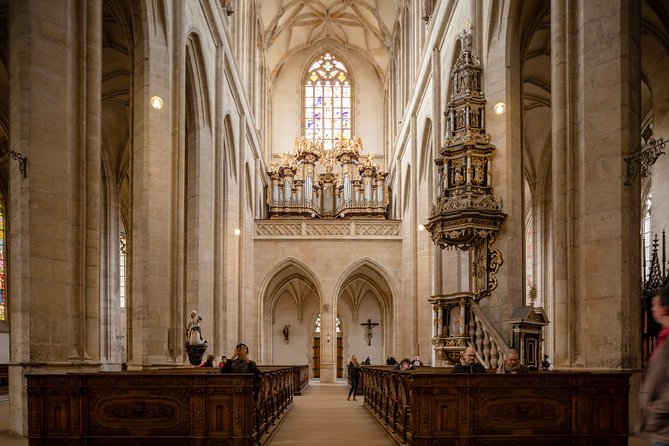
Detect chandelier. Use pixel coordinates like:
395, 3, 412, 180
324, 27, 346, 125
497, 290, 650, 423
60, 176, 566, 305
267, 137, 389, 219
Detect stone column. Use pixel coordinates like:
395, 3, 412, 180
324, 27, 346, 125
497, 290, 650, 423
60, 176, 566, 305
127, 0, 173, 368
82, 0, 102, 364
7, 0, 102, 434
550, 0, 571, 366
577, 0, 641, 369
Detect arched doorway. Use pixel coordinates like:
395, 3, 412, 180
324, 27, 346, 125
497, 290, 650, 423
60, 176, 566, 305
260, 259, 323, 377
335, 259, 396, 368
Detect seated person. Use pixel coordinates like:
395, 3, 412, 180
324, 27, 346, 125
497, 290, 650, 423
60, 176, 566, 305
451, 346, 486, 374
217, 355, 227, 368
221, 343, 262, 399
199, 354, 215, 368
497, 348, 528, 374
411, 355, 424, 367
394, 358, 415, 371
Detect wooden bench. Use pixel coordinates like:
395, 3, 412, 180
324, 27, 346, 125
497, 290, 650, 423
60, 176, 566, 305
27, 367, 294, 445
362, 366, 630, 446
0, 363, 7, 386
264, 364, 309, 395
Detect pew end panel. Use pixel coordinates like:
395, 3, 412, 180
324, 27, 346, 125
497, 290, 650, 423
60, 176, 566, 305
27, 368, 295, 446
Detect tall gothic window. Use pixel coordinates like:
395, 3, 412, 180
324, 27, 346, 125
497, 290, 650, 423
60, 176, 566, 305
0, 200, 5, 321
643, 192, 652, 274
120, 232, 127, 308
304, 52, 352, 151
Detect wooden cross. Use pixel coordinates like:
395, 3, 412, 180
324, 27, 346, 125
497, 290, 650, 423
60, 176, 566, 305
360, 319, 379, 346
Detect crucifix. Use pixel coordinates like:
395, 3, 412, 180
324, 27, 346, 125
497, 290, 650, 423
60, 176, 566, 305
360, 319, 379, 346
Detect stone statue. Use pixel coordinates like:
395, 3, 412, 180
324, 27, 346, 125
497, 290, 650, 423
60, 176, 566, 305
282, 324, 290, 343
186, 310, 204, 345
185, 310, 208, 365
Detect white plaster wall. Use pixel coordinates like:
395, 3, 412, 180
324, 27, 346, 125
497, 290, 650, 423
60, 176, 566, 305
347, 294, 383, 365
271, 292, 319, 366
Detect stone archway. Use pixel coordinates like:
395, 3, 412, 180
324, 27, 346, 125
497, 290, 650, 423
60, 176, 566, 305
259, 259, 323, 376
334, 259, 397, 368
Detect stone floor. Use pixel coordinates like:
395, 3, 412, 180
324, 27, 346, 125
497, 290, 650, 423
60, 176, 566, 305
0, 383, 655, 445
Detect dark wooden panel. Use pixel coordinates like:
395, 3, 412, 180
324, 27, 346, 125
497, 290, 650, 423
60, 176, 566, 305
363, 367, 630, 446
27, 368, 294, 446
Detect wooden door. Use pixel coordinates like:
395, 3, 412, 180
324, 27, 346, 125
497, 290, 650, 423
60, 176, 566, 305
312, 336, 343, 378
313, 337, 320, 378
337, 337, 343, 378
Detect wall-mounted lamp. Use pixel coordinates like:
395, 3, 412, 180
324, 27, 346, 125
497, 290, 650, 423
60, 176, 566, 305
326, 333, 331, 343
0, 137, 27, 178
418, 224, 425, 231
494, 102, 506, 115
624, 135, 667, 185
234, 228, 241, 236
151, 96, 164, 110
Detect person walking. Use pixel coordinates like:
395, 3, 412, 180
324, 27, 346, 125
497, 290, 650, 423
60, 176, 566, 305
637, 286, 669, 446
347, 355, 362, 401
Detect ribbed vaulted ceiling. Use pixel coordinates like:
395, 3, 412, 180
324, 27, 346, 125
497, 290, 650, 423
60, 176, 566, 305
260, 0, 402, 82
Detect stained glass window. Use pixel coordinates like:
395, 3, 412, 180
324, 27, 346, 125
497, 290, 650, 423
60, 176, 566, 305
120, 232, 126, 308
643, 193, 652, 276
314, 314, 341, 333
0, 201, 5, 321
304, 52, 352, 151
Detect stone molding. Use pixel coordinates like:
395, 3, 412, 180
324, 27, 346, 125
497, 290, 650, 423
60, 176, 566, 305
255, 220, 401, 239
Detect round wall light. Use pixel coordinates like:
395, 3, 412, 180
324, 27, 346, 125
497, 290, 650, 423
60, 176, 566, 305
494, 102, 506, 115
418, 224, 425, 231
234, 228, 241, 236
151, 96, 164, 110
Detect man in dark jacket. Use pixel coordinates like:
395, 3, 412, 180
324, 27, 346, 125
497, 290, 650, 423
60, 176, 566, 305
452, 346, 486, 374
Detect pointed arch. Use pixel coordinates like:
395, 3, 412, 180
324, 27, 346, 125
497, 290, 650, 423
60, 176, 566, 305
332, 258, 398, 358
258, 258, 324, 363
223, 114, 237, 180
418, 117, 433, 186
245, 161, 253, 214
185, 32, 212, 130
333, 258, 397, 317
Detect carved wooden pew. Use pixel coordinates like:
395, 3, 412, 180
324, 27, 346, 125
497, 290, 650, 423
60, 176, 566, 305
362, 366, 630, 446
263, 364, 309, 395
27, 367, 294, 445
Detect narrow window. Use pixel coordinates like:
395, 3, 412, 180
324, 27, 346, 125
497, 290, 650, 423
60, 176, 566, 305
0, 200, 5, 321
120, 232, 126, 308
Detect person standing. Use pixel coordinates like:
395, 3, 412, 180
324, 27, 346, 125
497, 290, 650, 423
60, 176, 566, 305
452, 346, 486, 374
638, 286, 669, 445
347, 355, 362, 401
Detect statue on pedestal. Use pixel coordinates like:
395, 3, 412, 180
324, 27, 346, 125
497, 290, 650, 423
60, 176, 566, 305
185, 310, 208, 365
